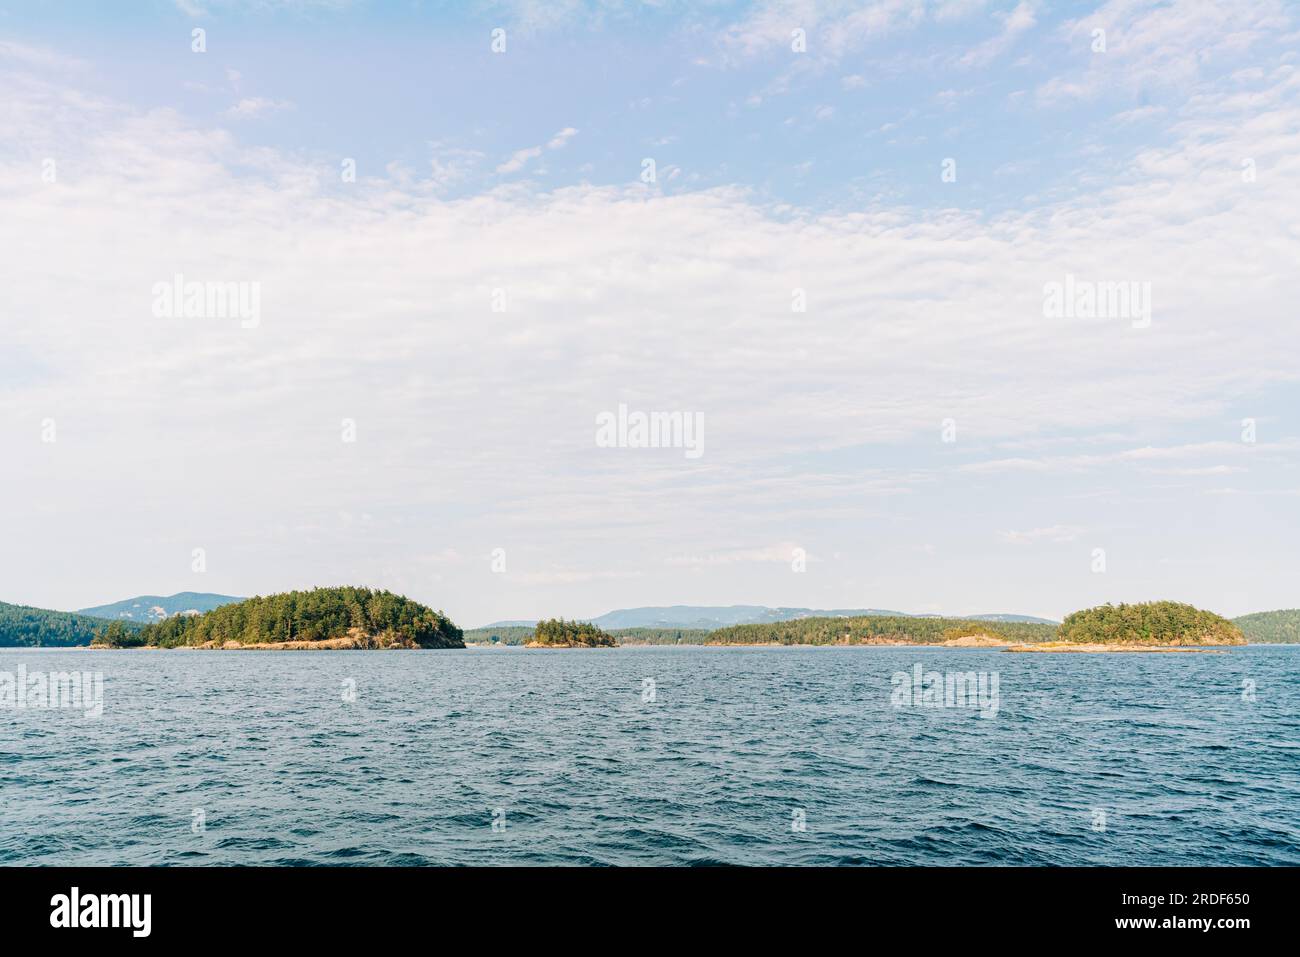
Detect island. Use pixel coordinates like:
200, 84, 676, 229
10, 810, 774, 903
525, 618, 617, 648
89, 586, 464, 649
1002, 601, 1246, 652
16, 593, 1260, 653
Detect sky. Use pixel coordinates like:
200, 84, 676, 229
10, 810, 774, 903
1, 0, 1297, 627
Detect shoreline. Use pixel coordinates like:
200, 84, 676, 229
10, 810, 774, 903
69, 639, 1260, 652
1002, 642, 1230, 654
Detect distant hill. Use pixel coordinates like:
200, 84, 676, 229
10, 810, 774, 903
0, 600, 144, 647
477, 605, 1056, 631
76, 592, 243, 623
1233, 609, 1300, 643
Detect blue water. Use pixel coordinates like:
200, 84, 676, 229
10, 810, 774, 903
2, 646, 1298, 866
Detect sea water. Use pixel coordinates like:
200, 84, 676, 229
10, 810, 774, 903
2, 645, 1297, 866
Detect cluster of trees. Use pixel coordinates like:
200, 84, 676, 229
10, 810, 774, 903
463, 626, 715, 646
463, 626, 536, 645
0, 601, 143, 647
95, 587, 463, 648
532, 618, 617, 647
607, 628, 714, 645
1058, 602, 1245, 645
1233, 609, 1300, 644
707, 615, 1056, 645
94, 620, 146, 648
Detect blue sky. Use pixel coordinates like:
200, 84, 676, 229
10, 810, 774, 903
1, 1, 1298, 625
2, 0, 1250, 211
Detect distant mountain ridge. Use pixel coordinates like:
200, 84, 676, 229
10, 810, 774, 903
478, 605, 1059, 630
76, 592, 244, 623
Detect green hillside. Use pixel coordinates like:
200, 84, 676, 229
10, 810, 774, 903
1233, 609, 1300, 644
0, 600, 143, 647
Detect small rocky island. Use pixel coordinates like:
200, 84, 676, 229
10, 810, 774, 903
90, 586, 464, 649
525, 618, 617, 648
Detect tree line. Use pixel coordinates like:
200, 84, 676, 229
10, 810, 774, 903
707, 614, 1056, 645
0, 601, 143, 647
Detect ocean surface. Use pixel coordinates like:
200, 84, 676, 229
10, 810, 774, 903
2, 645, 1298, 866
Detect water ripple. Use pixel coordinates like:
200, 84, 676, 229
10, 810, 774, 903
1, 645, 1298, 865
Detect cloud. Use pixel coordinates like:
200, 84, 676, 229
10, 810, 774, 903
497, 126, 579, 174
0, 39, 89, 72
999, 525, 1083, 545
547, 126, 578, 149
508, 569, 643, 585
223, 96, 293, 118
1036, 0, 1293, 104
711, 0, 990, 66
961, 441, 1300, 475
956, 0, 1037, 68
2, 40, 1298, 618
666, 543, 811, 566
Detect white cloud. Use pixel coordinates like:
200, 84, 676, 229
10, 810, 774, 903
0, 39, 89, 72
497, 126, 579, 174
999, 525, 1083, 545
1037, 0, 1293, 104
957, 0, 1037, 68
224, 96, 293, 118
714, 0, 932, 65
961, 441, 1300, 475
666, 543, 811, 566
547, 126, 578, 149
2, 44, 1298, 618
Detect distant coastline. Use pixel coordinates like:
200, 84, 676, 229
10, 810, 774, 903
7, 592, 1296, 651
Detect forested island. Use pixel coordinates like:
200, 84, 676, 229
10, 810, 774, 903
702, 602, 1244, 651
90, 587, 463, 649
460, 603, 1256, 650
526, 618, 617, 648
1055, 601, 1245, 646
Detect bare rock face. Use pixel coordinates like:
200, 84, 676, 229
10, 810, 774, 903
942, 633, 1013, 648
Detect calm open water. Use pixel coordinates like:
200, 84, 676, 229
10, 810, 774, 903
2, 645, 1298, 866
